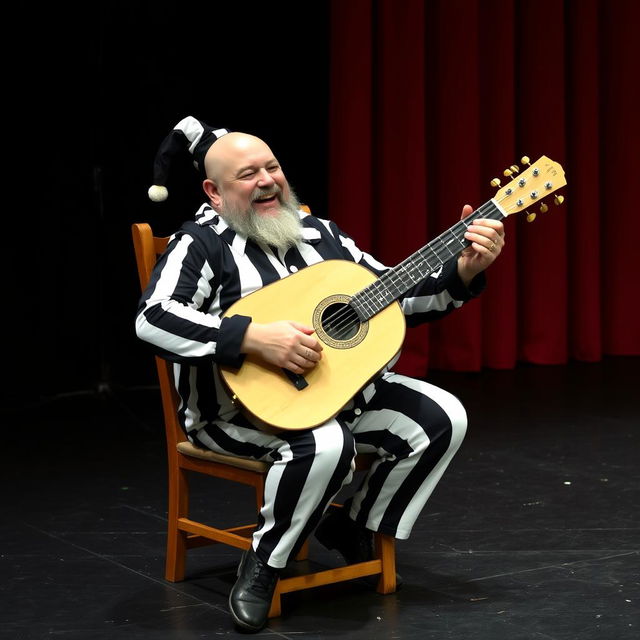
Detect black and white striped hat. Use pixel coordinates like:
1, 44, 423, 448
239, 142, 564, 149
148, 116, 231, 202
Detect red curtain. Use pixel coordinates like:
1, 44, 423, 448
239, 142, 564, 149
329, 0, 640, 375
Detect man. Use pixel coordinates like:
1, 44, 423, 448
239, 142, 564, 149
137, 116, 505, 632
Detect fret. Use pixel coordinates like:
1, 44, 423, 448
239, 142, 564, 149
448, 222, 469, 247
396, 263, 418, 285
424, 244, 443, 268
434, 235, 457, 258
382, 269, 407, 295
369, 282, 394, 308
407, 256, 426, 279
360, 295, 377, 316
398, 259, 416, 282
350, 297, 367, 321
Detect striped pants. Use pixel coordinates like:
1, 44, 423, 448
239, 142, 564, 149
194, 372, 467, 569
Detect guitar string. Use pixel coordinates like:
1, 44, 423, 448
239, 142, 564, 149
320, 201, 501, 339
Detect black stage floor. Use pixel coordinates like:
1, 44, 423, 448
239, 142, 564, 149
2, 357, 639, 639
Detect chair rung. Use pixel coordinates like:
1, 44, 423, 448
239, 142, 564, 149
178, 518, 254, 549
183, 525, 255, 548
185, 535, 217, 549
276, 559, 382, 595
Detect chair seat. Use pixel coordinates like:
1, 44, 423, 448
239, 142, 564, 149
177, 440, 377, 473
176, 441, 270, 473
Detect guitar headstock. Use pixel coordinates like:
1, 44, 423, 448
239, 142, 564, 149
491, 156, 566, 221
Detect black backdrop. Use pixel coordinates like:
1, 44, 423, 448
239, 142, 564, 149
16, 3, 330, 406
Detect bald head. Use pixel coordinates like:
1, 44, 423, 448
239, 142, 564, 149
203, 132, 276, 183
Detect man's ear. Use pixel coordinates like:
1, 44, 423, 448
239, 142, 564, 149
203, 178, 222, 208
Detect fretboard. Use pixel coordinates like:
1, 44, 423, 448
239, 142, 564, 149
350, 199, 505, 321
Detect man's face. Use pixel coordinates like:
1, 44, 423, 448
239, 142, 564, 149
213, 137, 290, 217
204, 134, 302, 250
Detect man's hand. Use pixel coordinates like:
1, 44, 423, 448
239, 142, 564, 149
457, 204, 505, 286
241, 321, 323, 374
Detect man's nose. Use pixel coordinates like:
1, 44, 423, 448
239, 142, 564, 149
256, 168, 275, 187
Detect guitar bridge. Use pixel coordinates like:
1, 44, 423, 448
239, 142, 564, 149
281, 368, 309, 390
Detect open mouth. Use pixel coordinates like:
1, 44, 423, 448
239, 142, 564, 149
253, 193, 278, 205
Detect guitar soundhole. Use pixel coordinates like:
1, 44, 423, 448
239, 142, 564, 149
320, 302, 360, 340
313, 294, 368, 349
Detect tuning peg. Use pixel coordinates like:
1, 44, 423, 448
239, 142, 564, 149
526, 212, 537, 223
510, 164, 520, 174
540, 202, 549, 213
503, 168, 513, 177
554, 195, 565, 206
521, 156, 531, 166
490, 178, 501, 188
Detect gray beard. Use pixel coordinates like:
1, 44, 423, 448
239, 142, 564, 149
218, 187, 303, 251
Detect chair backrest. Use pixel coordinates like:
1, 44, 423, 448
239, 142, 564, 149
131, 223, 186, 452
131, 209, 313, 451
132, 222, 170, 291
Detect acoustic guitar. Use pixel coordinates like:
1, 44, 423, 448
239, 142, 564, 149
220, 155, 566, 430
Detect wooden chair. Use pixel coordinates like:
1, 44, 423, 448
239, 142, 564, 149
131, 221, 397, 618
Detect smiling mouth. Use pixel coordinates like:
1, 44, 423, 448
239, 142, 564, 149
253, 193, 278, 205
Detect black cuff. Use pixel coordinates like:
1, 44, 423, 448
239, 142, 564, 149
216, 315, 252, 368
441, 259, 486, 300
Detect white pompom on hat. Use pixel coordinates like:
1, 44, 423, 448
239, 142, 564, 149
148, 116, 231, 202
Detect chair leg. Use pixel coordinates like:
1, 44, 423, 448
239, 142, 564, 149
254, 477, 264, 512
294, 539, 310, 561
374, 533, 397, 594
268, 581, 283, 618
165, 465, 189, 582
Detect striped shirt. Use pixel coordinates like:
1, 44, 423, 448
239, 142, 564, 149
135, 204, 484, 434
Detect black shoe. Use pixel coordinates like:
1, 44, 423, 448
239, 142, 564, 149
315, 506, 374, 564
315, 506, 403, 589
229, 548, 279, 632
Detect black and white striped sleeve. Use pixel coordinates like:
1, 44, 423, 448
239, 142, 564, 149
135, 229, 249, 367
400, 259, 486, 326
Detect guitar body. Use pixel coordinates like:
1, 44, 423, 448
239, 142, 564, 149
220, 260, 406, 430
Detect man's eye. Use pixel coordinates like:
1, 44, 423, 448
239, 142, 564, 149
240, 171, 255, 179
268, 165, 279, 172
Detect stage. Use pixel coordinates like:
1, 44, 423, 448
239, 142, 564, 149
2, 357, 638, 639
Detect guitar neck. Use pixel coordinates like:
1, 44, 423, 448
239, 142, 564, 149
351, 199, 505, 321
